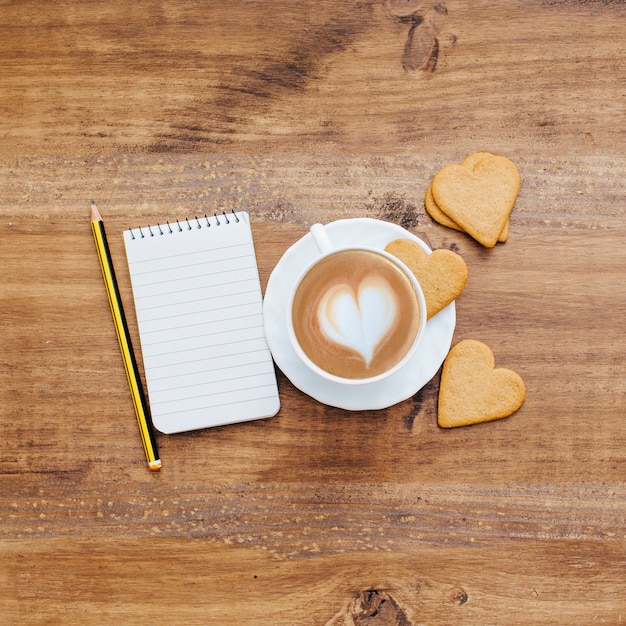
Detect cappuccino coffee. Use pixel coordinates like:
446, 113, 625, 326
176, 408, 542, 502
291, 249, 421, 380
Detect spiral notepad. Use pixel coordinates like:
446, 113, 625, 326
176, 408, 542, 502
122, 211, 280, 434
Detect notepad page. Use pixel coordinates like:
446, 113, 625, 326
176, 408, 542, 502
123, 212, 280, 434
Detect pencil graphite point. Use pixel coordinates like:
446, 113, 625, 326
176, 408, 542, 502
90, 200, 102, 222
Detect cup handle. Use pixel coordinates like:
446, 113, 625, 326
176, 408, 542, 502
310, 223, 333, 254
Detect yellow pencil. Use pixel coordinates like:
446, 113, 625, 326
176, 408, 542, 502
90, 201, 161, 471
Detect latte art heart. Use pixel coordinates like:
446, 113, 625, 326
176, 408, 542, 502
317, 276, 398, 366
291, 248, 422, 380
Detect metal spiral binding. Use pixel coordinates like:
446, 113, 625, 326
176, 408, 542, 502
128, 209, 240, 239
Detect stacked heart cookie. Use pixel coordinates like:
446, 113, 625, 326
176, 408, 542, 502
426, 152, 520, 248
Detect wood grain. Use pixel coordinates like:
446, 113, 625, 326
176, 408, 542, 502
1, 1, 624, 157
1, 1, 625, 624
2, 539, 625, 625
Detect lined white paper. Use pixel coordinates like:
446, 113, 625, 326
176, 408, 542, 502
123, 212, 280, 434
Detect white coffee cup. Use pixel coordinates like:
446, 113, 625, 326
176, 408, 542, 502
287, 223, 427, 385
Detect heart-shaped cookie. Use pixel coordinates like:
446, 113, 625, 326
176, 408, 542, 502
431, 154, 520, 248
317, 276, 396, 365
461, 152, 509, 241
424, 153, 509, 243
437, 339, 525, 428
425, 184, 510, 242
427, 181, 512, 240
385, 238, 467, 319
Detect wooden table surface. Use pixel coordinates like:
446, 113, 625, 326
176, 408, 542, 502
2, 1, 625, 624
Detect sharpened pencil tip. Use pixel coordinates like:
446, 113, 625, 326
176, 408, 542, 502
90, 200, 102, 222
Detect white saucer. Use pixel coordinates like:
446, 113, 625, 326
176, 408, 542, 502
263, 218, 456, 410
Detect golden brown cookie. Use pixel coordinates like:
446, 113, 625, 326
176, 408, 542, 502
461, 151, 495, 170
431, 154, 520, 248
424, 153, 509, 243
385, 238, 468, 319
462, 152, 509, 242
424, 183, 463, 231
437, 339, 525, 428
426, 180, 509, 241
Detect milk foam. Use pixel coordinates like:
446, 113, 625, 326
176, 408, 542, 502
317, 275, 398, 366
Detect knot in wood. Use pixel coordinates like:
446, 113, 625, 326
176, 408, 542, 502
350, 589, 412, 626
453, 589, 468, 605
